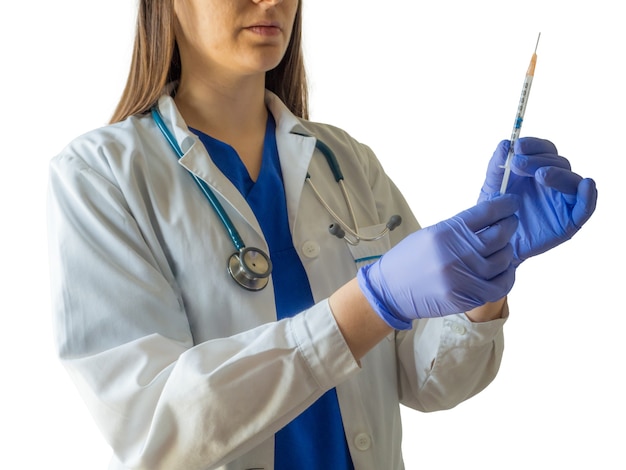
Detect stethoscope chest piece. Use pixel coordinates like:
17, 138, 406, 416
228, 247, 273, 291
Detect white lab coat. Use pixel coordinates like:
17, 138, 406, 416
47, 91, 507, 470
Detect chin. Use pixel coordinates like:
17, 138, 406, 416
242, 46, 287, 71
244, 57, 285, 75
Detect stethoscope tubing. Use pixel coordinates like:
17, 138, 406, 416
151, 104, 401, 290
305, 178, 367, 245
151, 107, 246, 251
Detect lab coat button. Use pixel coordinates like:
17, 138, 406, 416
301, 240, 320, 259
451, 323, 466, 335
354, 432, 372, 451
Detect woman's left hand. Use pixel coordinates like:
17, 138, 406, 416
479, 137, 598, 266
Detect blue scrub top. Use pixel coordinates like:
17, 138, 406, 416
190, 115, 354, 470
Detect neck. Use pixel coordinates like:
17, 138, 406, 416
174, 71, 268, 141
174, 70, 269, 181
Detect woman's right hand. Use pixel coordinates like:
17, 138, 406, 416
357, 195, 520, 329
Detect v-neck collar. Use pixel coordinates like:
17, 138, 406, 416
189, 113, 278, 199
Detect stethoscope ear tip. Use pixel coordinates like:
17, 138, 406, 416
328, 215, 402, 246
387, 215, 402, 230
328, 223, 346, 239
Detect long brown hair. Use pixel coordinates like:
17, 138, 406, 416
110, 0, 308, 124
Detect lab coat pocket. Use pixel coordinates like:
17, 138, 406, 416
345, 223, 392, 269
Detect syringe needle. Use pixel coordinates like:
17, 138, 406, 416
499, 33, 541, 194
534, 32, 541, 54
527, 32, 541, 76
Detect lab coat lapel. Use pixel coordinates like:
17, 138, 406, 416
276, 131, 316, 235
155, 95, 264, 241
266, 92, 317, 235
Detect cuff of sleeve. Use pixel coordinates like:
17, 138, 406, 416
413, 311, 507, 372
289, 300, 361, 391
445, 310, 507, 348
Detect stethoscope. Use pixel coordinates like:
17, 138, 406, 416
151, 106, 401, 291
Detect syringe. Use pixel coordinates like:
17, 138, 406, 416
500, 33, 541, 194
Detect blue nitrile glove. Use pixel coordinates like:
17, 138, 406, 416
479, 137, 597, 266
357, 196, 519, 330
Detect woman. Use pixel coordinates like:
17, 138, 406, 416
47, 0, 597, 469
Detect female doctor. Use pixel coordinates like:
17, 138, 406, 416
47, 0, 597, 469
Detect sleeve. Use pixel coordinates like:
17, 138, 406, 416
396, 310, 507, 412
47, 150, 360, 469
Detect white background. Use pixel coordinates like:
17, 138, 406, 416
1, 0, 624, 468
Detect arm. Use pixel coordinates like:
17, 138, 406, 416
358, 140, 515, 408
321, 138, 513, 410
48, 150, 360, 469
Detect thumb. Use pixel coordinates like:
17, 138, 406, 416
481, 140, 510, 195
572, 178, 598, 229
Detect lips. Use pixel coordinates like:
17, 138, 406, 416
246, 20, 281, 29
244, 22, 282, 37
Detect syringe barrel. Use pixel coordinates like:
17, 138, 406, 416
499, 37, 540, 194
501, 75, 535, 194
511, 75, 534, 135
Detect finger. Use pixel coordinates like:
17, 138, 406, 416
535, 166, 582, 196
489, 140, 510, 168
465, 244, 515, 280
572, 178, 598, 229
482, 265, 516, 302
474, 214, 519, 255
512, 153, 572, 177
514, 137, 558, 155
456, 195, 520, 234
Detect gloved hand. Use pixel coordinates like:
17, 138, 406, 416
479, 137, 597, 266
357, 196, 519, 330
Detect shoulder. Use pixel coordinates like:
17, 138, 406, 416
50, 113, 155, 176
301, 118, 363, 144
301, 117, 377, 158
298, 117, 384, 180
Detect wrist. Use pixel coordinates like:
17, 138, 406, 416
329, 278, 394, 362
465, 297, 507, 322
